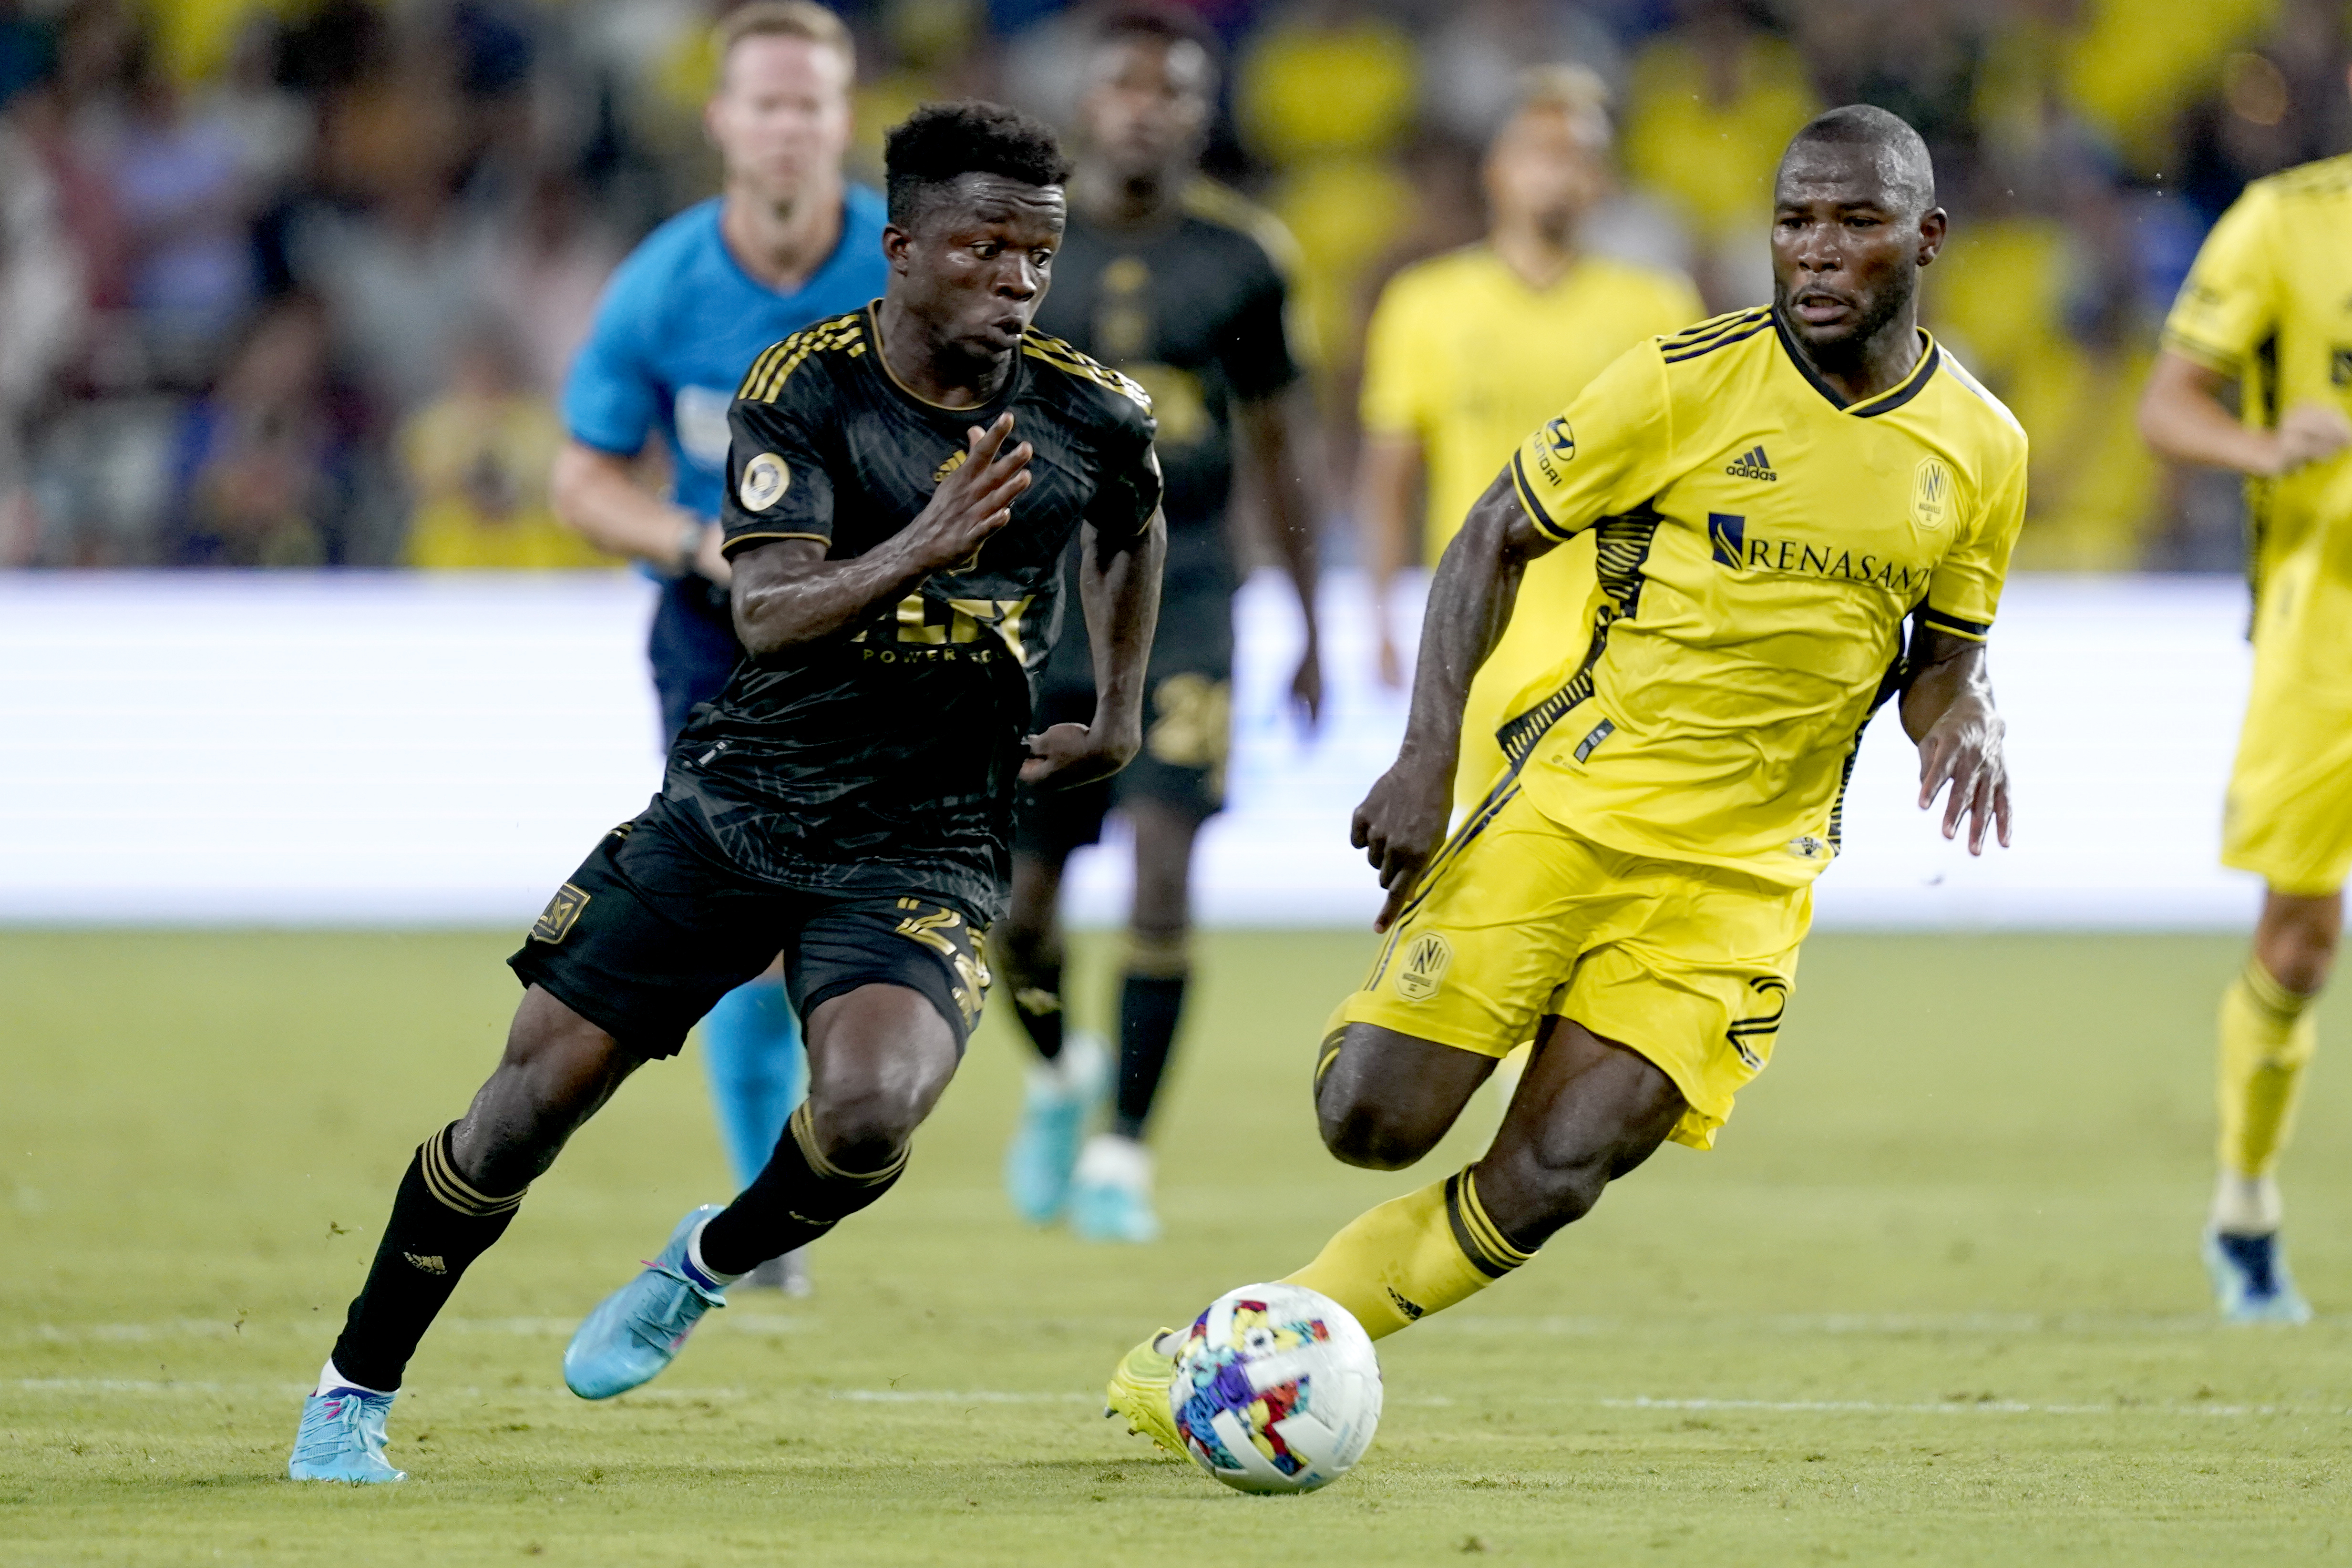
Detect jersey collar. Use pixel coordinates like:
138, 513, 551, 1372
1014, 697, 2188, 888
1770, 310, 1941, 418
863, 301, 1028, 415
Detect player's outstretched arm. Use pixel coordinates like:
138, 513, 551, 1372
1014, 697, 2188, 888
1356, 471, 1558, 931
1900, 627, 2012, 856
730, 414, 1034, 654
1023, 509, 1167, 789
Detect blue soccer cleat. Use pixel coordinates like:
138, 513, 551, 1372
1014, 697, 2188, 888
565, 1204, 729, 1399
1069, 1133, 1162, 1244
1004, 1034, 1108, 1225
288, 1387, 406, 1483
2204, 1228, 2314, 1325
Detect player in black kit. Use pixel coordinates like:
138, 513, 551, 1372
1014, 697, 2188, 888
287, 102, 1164, 1484
996, 6, 1322, 1244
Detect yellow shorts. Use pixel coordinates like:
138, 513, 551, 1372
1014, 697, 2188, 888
1332, 783, 1810, 1150
2223, 566, 2352, 898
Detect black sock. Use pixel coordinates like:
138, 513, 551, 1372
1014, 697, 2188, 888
1113, 970, 1188, 1139
328, 1124, 527, 1392
999, 937, 1066, 1063
698, 1104, 909, 1275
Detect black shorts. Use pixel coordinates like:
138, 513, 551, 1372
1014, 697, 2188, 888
1014, 674, 1231, 859
508, 804, 991, 1060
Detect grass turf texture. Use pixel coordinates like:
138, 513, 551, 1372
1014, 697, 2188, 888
4, 930, 2350, 1565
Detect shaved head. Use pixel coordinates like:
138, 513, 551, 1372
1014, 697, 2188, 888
1777, 104, 1936, 217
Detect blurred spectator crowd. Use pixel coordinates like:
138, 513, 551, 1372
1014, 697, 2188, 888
0, 0, 2345, 572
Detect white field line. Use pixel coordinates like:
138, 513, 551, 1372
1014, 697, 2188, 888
9, 1314, 809, 1345
7, 1379, 2341, 1421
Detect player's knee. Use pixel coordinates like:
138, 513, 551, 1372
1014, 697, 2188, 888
2258, 895, 2342, 994
1315, 1084, 1445, 1171
802, 1081, 924, 1172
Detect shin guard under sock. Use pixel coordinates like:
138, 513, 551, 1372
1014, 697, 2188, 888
328, 1124, 527, 1392
696, 1104, 909, 1275
1283, 1168, 1534, 1339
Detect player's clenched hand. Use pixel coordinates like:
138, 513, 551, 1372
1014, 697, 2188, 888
900, 413, 1033, 573
1917, 691, 2011, 856
1354, 753, 1452, 932
2269, 401, 2352, 476
1020, 719, 1138, 790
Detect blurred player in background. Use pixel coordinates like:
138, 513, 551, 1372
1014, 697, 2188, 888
994, 7, 1323, 1244
549, 1, 887, 1294
1357, 66, 1701, 809
2138, 65, 2352, 1324
1108, 107, 2029, 1440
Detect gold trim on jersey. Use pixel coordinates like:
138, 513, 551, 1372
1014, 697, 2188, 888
1020, 329, 1154, 413
869, 305, 1005, 410
1181, 177, 1306, 280
740, 310, 867, 403
721, 529, 830, 559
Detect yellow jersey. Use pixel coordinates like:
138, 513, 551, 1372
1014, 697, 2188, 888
1360, 246, 1702, 805
1503, 308, 2029, 885
2160, 155, 2352, 630
1362, 246, 1703, 551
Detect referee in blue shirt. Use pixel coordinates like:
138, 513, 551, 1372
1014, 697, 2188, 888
551, 0, 887, 1294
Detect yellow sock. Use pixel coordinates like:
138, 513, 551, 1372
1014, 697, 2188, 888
2218, 958, 2318, 1182
1282, 1168, 1532, 1340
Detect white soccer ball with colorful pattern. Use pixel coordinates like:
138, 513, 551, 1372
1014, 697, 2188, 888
1166, 1282, 1382, 1494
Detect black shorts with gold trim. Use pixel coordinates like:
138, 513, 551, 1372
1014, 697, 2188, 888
1014, 587, 1233, 858
508, 802, 991, 1059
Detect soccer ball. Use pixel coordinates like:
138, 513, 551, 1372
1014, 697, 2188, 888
1166, 1282, 1383, 1494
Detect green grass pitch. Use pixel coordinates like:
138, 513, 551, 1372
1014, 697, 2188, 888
5, 928, 2350, 1565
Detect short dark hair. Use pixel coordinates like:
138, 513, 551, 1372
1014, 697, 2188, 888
1089, 3, 1221, 93
884, 101, 1073, 228
1096, 3, 1218, 60
1781, 103, 1936, 213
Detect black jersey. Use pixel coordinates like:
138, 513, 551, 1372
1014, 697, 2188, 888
662, 305, 1160, 922
1029, 182, 1299, 618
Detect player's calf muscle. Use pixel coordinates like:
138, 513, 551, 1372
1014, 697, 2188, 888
451, 989, 636, 1190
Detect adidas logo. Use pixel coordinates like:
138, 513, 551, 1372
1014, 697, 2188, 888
1387, 1287, 1425, 1322
404, 1252, 448, 1275
1725, 444, 1777, 482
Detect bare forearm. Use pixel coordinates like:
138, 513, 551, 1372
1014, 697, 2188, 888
1081, 515, 1165, 742
1242, 393, 1323, 635
550, 442, 702, 564
2138, 351, 2274, 476
1356, 435, 1418, 597
1401, 478, 1540, 764
1899, 635, 1992, 742
731, 542, 931, 654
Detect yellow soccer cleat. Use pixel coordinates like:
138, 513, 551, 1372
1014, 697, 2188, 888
1103, 1330, 1183, 1458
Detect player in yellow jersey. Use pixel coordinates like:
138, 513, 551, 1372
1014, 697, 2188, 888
1357, 66, 1702, 808
1105, 106, 2024, 1445
2137, 69, 2352, 1324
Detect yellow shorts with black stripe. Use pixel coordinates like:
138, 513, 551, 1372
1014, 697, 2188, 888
1332, 783, 1810, 1149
